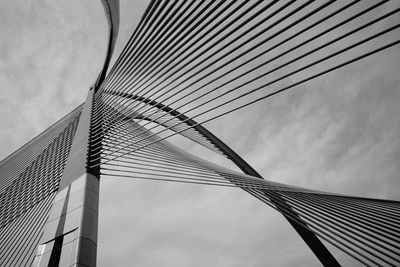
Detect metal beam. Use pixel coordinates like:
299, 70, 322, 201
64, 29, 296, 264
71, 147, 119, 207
95, 0, 120, 90
106, 91, 341, 267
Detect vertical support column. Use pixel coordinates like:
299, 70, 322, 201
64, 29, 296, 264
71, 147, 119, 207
31, 1, 117, 265
32, 174, 99, 267
33, 88, 100, 267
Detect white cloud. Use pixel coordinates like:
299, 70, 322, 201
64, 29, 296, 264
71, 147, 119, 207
1, 1, 399, 266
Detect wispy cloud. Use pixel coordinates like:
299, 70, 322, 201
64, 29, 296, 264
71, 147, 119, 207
1, 1, 399, 266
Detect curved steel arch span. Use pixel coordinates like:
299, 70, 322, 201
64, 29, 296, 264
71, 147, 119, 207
95, 0, 120, 90
103, 90, 340, 266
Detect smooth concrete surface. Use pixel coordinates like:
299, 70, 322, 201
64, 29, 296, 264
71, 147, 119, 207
33, 173, 99, 267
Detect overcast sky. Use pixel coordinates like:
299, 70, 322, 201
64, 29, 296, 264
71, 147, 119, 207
0, 1, 399, 266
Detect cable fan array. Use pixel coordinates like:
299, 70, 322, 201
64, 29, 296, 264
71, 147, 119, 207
91, 0, 400, 165
98, 98, 400, 266
0, 106, 82, 265
87, 0, 400, 266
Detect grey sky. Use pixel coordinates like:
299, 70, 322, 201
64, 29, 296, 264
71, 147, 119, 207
0, 1, 399, 266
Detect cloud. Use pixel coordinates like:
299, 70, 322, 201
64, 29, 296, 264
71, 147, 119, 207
0, 0, 108, 159
1, 1, 399, 266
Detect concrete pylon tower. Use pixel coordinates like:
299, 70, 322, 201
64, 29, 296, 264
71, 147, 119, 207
31, 1, 120, 266
32, 89, 98, 266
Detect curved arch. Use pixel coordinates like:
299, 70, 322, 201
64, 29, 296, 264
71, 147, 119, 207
95, 0, 120, 90
104, 90, 340, 266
